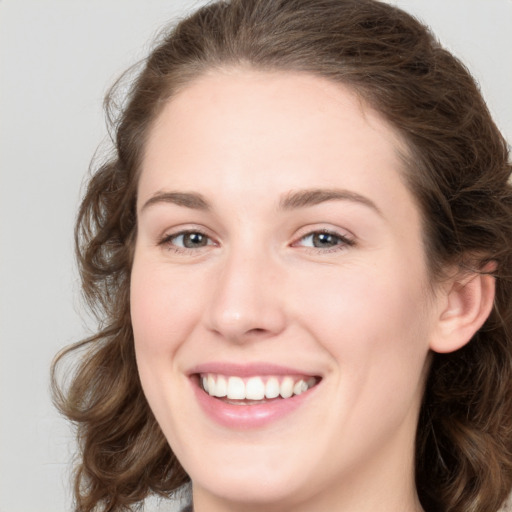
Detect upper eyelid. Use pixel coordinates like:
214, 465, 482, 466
159, 225, 213, 240
157, 228, 216, 251
156, 225, 355, 247
158, 230, 217, 256
293, 225, 355, 242
164, 231, 211, 242
299, 231, 352, 241
293, 231, 354, 247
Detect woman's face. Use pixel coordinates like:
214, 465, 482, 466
132, 70, 439, 511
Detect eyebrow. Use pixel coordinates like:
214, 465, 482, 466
279, 188, 382, 215
141, 191, 211, 213
140, 187, 382, 216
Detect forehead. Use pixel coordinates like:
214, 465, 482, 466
138, 69, 416, 223
143, 68, 408, 167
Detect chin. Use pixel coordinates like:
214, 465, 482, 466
178, 439, 316, 507
192, 468, 306, 509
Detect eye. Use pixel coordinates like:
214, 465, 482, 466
294, 230, 354, 251
159, 230, 215, 251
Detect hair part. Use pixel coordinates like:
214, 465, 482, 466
52, 1, 512, 511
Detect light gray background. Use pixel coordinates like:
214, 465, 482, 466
1, 1, 511, 511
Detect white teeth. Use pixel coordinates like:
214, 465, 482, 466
207, 374, 215, 396
280, 377, 294, 398
293, 380, 308, 395
214, 375, 227, 397
265, 377, 280, 399
227, 376, 245, 399
203, 373, 317, 400
246, 377, 265, 400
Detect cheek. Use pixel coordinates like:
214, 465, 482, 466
130, 258, 200, 358
294, 262, 433, 452
295, 258, 432, 386
130, 256, 202, 426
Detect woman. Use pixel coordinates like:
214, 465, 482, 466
52, 0, 512, 511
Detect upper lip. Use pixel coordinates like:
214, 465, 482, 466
188, 362, 320, 378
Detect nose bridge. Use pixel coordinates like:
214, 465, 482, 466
206, 240, 285, 341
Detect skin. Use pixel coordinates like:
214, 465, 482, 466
131, 69, 450, 512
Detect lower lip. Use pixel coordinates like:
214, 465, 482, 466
191, 378, 318, 429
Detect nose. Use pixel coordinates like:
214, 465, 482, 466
205, 248, 287, 343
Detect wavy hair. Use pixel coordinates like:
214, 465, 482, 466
52, 1, 512, 511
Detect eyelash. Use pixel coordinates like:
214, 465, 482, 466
158, 229, 215, 254
293, 229, 355, 253
159, 227, 355, 256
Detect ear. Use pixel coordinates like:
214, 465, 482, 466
430, 264, 496, 354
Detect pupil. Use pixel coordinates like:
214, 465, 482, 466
314, 233, 338, 247
184, 233, 206, 248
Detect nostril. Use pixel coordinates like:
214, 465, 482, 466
248, 328, 267, 335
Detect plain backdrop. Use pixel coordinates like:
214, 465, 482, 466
0, 1, 511, 511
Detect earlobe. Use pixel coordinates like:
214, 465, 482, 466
430, 265, 496, 354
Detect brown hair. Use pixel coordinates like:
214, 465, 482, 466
52, 1, 512, 511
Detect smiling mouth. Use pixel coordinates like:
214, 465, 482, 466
198, 373, 320, 404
